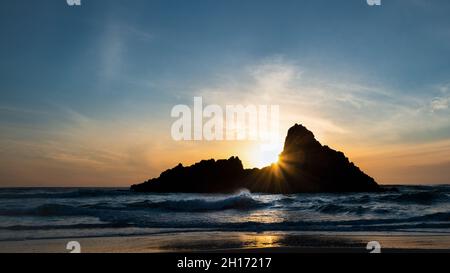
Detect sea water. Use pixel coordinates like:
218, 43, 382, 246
0, 185, 449, 241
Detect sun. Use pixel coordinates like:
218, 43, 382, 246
252, 142, 284, 168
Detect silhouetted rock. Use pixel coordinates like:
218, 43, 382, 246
131, 157, 247, 193
131, 124, 380, 193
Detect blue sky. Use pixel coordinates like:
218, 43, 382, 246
1, 0, 450, 186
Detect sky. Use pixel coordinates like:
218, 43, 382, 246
0, 0, 450, 187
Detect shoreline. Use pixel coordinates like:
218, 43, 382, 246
1, 231, 449, 253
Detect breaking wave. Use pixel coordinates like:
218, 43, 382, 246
126, 193, 268, 212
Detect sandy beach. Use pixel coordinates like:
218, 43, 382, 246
1, 231, 449, 253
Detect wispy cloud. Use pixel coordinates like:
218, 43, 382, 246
193, 56, 450, 146
430, 83, 450, 111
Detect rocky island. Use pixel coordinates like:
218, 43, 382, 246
131, 124, 380, 193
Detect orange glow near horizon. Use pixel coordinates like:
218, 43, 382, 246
1, 117, 450, 187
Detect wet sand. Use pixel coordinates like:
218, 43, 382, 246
0, 231, 449, 253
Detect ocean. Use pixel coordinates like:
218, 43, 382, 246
0, 185, 449, 242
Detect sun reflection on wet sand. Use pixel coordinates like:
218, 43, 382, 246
2, 231, 450, 252
238, 234, 283, 249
